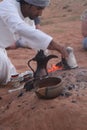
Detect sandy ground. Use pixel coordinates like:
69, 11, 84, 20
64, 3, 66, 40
0, 0, 87, 130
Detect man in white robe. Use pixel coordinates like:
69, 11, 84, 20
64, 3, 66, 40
0, 0, 68, 84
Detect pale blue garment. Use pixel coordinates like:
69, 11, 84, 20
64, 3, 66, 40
82, 37, 87, 50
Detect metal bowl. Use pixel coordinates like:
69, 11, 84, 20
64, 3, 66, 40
34, 77, 63, 99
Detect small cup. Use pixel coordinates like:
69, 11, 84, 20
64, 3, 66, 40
66, 47, 78, 69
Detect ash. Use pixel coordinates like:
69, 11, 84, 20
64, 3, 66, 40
49, 67, 87, 97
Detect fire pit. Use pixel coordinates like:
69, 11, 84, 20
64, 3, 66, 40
34, 77, 63, 99
24, 48, 78, 99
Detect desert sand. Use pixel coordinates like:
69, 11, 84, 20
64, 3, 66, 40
0, 0, 87, 130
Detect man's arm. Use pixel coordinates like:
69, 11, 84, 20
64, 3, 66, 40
48, 40, 68, 58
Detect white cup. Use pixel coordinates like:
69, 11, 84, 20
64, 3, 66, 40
66, 47, 78, 69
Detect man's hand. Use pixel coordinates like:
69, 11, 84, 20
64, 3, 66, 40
47, 40, 68, 59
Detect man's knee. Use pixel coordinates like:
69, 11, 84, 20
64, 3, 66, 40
0, 54, 10, 84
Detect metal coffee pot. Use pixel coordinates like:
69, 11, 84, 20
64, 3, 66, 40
28, 50, 58, 78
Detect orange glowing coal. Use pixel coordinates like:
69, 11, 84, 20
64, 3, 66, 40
48, 64, 63, 73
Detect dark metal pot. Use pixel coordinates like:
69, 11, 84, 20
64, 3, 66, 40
34, 77, 63, 99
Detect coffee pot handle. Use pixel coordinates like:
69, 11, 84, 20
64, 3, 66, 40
28, 59, 35, 74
